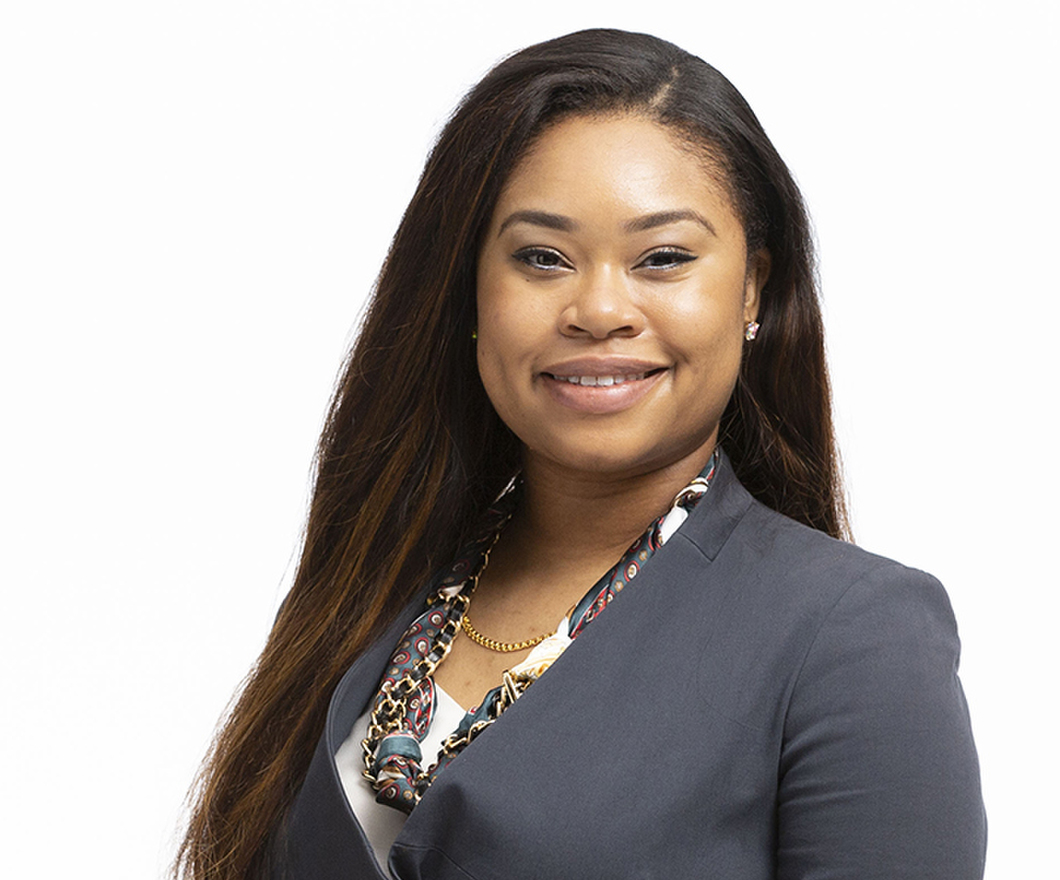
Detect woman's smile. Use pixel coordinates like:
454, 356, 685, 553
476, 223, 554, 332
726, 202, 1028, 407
538, 358, 668, 414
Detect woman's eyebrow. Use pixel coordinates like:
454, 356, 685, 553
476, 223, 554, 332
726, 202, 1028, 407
623, 209, 716, 235
497, 210, 577, 235
496, 208, 717, 237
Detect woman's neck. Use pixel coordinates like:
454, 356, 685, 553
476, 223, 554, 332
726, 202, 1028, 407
510, 445, 716, 568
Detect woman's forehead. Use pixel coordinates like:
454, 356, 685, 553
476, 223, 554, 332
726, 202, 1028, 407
492, 114, 741, 237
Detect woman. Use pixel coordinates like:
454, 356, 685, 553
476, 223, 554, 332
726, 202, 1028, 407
178, 29, 986, 880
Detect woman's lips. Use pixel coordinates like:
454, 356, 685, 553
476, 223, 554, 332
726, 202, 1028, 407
540, 367, 667, 414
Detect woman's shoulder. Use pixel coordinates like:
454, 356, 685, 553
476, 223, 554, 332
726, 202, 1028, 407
743, 496, 948, 604
678, 466, 954, 634
736, 502, 987, 876
669, 479, 962, 687
683, 453, 927, 571
734, 498, 960, 665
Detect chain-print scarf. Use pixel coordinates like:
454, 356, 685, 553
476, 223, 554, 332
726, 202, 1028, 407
362, 450, 718, 813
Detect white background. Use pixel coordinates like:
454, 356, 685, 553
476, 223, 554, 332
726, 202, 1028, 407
2, 1, 1056, 877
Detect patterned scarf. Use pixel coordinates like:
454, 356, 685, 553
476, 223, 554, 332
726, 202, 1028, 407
363, 451, 718, 813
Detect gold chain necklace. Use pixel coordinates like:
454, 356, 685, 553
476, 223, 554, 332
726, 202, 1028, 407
460, 611, 550, 653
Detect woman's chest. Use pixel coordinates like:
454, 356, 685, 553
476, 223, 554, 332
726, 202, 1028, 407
279, 532, 813, 879
384, 671, 783, 880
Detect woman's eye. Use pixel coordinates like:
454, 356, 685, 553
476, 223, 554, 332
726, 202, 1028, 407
638, 249, 696, 270
513, 247, 570, 271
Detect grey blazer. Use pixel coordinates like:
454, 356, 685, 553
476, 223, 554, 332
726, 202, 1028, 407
273, 455, 986, 879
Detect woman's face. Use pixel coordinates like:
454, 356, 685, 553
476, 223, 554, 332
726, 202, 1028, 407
476, 113, 768, 481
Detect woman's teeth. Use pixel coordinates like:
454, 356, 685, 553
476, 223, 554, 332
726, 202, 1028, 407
553, 373, 647, 386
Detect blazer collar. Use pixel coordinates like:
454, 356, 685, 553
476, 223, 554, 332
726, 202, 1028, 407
677, 448, 754, 560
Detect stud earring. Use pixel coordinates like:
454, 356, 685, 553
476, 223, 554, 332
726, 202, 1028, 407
744, 321, 760, 341
471, 329, 478, 341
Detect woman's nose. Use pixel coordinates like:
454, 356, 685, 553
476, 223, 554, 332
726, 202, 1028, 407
558, 266, 645, 339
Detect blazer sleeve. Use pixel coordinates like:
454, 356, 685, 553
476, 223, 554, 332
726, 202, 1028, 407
776, 563, 987, 879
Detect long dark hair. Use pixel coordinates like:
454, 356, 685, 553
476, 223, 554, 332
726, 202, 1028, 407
176, 28, 847, 879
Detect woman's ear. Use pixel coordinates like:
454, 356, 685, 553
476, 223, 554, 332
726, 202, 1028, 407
743, 248, 771, 321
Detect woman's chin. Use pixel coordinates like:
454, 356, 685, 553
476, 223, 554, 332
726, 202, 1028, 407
522, 432, 719, 484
